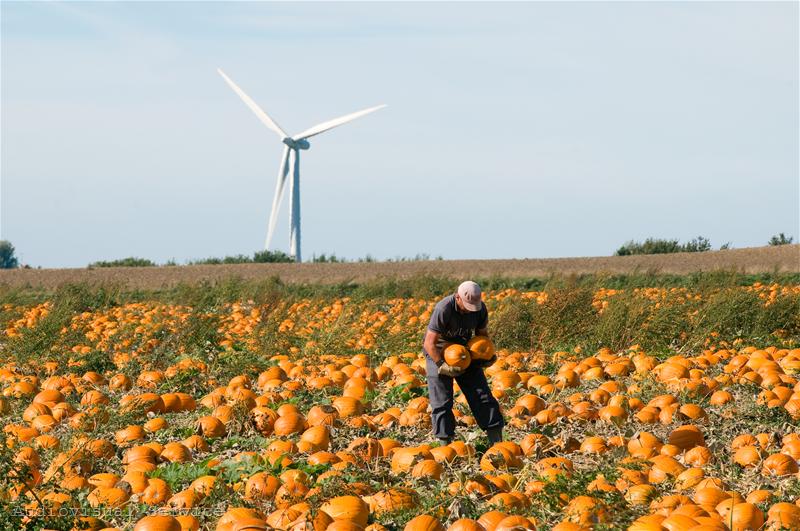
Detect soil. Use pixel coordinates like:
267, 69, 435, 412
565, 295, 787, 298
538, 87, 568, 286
1, 245, 797, 290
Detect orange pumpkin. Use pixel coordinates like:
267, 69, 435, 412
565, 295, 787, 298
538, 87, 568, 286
319, 496, 370, 526
405, 515, 445, 531
448, 520, 486, 531
444, 344, 471, 370
133, 515, 182, 531
668, 425, 706, 450
762, 453, 799, 476
467, 336, 495, 361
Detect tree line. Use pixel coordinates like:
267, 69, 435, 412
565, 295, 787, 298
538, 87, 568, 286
0, 234, 795, 269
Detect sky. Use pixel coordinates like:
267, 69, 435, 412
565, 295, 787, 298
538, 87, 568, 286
1, 1, 798, 268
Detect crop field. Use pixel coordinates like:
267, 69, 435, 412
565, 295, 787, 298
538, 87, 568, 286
1, 245, 798, 291
1, 274, 800, 530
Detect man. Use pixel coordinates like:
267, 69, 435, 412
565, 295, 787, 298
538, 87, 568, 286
423, 280, 504, 445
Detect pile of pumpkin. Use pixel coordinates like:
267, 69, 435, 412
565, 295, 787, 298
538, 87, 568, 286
1, 287, 800, 530
2, 342, 800, 529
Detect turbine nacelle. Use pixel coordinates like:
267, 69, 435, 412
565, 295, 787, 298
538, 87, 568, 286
282, 138, 310, 150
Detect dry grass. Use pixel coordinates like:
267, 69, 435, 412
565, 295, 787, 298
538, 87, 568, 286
1, 245, 797, 290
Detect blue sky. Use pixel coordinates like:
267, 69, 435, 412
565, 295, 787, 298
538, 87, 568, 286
1, 2, 797, 267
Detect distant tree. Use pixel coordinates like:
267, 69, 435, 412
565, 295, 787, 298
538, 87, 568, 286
682, 236, 712, 253
312, 253, 344, 263
222, 254, 254, 264
190, 250, 294, 265
719, 242, 733, 250
89, 257, 155, 268
768, 233, 794, 246
387, 253, 437, 262
252, 250, 293, 263
615, 236, 713, 256
0, 241, 18, 269
616, 238, 680, 256
190, 257, 223, 265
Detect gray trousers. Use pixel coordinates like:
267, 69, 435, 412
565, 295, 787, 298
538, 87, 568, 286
425, 354, 504, 440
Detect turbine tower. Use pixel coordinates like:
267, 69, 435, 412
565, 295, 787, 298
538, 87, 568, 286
217, 68, 385, 262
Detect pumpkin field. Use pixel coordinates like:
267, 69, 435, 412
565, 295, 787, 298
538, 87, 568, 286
2, 274, 800, 531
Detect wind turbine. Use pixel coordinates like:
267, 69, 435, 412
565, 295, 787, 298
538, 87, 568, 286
217, 68, 386, 262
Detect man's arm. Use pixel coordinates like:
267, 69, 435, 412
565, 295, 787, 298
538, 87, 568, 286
424, 329, 444, 364
475, 309, 489, 337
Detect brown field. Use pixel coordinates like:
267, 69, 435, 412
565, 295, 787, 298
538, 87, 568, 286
1, 244, 798, 290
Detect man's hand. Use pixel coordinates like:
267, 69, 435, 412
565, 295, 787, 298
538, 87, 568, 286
437, 362, 464, 378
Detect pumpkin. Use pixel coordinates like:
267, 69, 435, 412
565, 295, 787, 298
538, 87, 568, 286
245, 472, 281, 500
325, 522, 365, 531
133, 515, 182, 531
762, 453, 799, 476
273, 412, 307, 436
477, 512, 508, 531
494, 516, 535, 531
627, 432, 662, 457
579, 437, 607, 454
404, 515, 445, 531
694, 487, 729, 509
648, 456, 685, 483
190, 475, 216, 496
745, 490, 773, 505
684, 446, 713, 466
167, 488, 201, 509
366, 488, 418, 514
320, 496, 369, 526
196, 416, 226, 438
467, 336, 495, 361
447, 519, 486, 531
266, 508, 301, 529
391, 447, 433, 473
659, 363, 689, 382
273, 481, 309, 508
161, 442, 192, 463
480, 446, 522, 471
733, 446, 763, 467
668, 425, 706, 450
141, 477, 171, 505
564, 496, 608, 525
217, 508, 266, 531
87, 473, 118, 489
430, 445, 457, 463
444, 344, 471, 370
333, 397, 364, 418
766, 503, 800, 528
675, 467, 705, 491
346, 437, 382, 461
726, 503, 764, 531
731, 434, 758, 450
299, 425, 330, 451
307, 405, 339, 427
625, 484, 657, 505
87, 486, 129, 508
123, 445, 159, 466
597, 406, 627, 424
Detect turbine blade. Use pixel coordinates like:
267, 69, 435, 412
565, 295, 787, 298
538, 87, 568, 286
292, 104, 386, 141
265, 146, 291, 250
217, 68, 288, 140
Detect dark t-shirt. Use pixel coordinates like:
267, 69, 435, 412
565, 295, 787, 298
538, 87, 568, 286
424, 293, 488, 353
